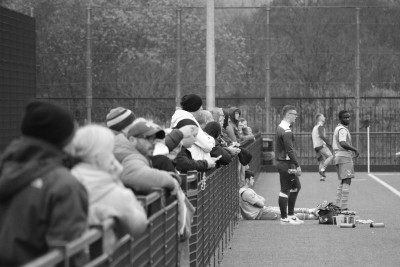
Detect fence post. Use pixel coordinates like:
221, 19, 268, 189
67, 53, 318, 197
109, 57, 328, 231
175, 9, 182, 108
355, 7, 360, 149
264, 1, 271, 133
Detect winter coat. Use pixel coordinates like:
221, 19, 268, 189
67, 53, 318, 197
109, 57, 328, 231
170, 109, 215, 157
0, 137, 88, 266
71, 163, 148, 240
203, 122, 232, 166
173, 147, 209, 174
113, 133, 176, 193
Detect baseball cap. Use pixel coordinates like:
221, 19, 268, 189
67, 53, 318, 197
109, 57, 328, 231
127, 119, 165, 139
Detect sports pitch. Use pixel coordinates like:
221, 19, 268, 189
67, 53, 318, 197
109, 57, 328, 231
221, 171, 400, 267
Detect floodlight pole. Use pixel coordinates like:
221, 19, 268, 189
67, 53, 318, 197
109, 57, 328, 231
206, 0, 216, 109
176, 9, 182, 108
265, 2, 271, 133
85, 0, 93, 124
367, 126, 370, 173
355, 7, 360, 149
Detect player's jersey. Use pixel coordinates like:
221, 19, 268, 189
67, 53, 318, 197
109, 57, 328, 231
311, 123, 326, 148
275, 120, 299, 167
332, 124, 352, 158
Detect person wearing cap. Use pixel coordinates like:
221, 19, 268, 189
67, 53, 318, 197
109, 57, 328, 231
70, 124, 148, 253
0, 101, 88, 266
170, 94, 215, 161
106, 106, 191, 161
114, 118, 180, 194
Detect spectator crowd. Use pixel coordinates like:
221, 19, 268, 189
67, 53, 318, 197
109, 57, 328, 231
0, 94, 257, 266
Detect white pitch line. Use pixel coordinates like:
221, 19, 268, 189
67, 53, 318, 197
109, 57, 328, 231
368, 173, 400, 198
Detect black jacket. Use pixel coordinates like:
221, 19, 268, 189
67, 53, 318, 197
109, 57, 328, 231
0, 137, 88, 266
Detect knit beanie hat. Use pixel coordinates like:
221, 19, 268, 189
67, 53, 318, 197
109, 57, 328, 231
180, 94, 203, 112
21, 101, 75, 148
175, 119, 198, 129
106, 107, 135, 132
203, 121, 221, 139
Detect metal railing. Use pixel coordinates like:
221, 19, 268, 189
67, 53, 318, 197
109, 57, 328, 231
21, 135, 262, 267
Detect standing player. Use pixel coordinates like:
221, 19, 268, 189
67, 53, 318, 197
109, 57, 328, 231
332, 110, 359, 210
275, 105, 303, 225
312, 113, 334, 181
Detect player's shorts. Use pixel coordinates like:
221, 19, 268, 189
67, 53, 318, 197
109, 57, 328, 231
336, 162, 355, 180
256, 206, 279, 220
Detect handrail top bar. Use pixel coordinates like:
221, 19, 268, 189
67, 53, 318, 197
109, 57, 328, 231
21, 250, 63, 267
179, 5, 394, 9
90, 217, 115, 231
64, 229, 102, 255
143, 190, 161, 204
262, 132, 400, 135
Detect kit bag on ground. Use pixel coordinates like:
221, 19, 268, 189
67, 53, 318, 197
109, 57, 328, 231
317, 201, 341, 225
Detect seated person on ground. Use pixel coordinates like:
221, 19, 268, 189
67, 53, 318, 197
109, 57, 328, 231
239, 170, 319, 220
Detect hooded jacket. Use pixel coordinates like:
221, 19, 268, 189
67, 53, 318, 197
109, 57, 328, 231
227, 107, 241, 142
71, 163, 148, 239
0, 137, 88, 266
113, 133, 176, 193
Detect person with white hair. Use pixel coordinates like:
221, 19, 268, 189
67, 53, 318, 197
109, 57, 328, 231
70, 124, 148, 252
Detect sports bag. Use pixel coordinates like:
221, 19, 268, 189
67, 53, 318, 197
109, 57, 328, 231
316, 201, 341, 225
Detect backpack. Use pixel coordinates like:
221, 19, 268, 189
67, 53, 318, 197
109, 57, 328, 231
316, 201, 341, 225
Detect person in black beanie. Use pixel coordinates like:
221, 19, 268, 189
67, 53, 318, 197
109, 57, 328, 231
21, 101, 76, 148
180, 94, 203, 112
0, 101, 88, 266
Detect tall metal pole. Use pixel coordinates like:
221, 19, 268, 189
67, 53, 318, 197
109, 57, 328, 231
176, 9, 182, 108
206, 0, 216, 109
265, 3, 271, 133
86, 1, 92, 124
355, 7, 360, 148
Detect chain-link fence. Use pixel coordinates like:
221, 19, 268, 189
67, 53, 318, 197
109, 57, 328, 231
3, 1, 400, 133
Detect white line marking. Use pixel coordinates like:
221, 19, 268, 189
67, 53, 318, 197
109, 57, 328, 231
368, 173, 400, 198
371, 173, 400, 176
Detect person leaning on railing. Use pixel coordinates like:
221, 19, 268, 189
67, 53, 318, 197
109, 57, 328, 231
70, 124, 148, 253
0, 101, 88, 266
172, 119, 221, 174
115, 118, 180, 194
105, 108, 180, 195
203, 121, 234, 168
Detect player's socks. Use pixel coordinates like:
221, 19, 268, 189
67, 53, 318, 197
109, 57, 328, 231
278, 194, 288, 218
341, 183, 350, 210
288, 190, 299, 216
335, 183, 343, 207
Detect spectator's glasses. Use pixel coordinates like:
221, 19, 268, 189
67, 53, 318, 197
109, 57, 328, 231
289, 112, 298, 117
